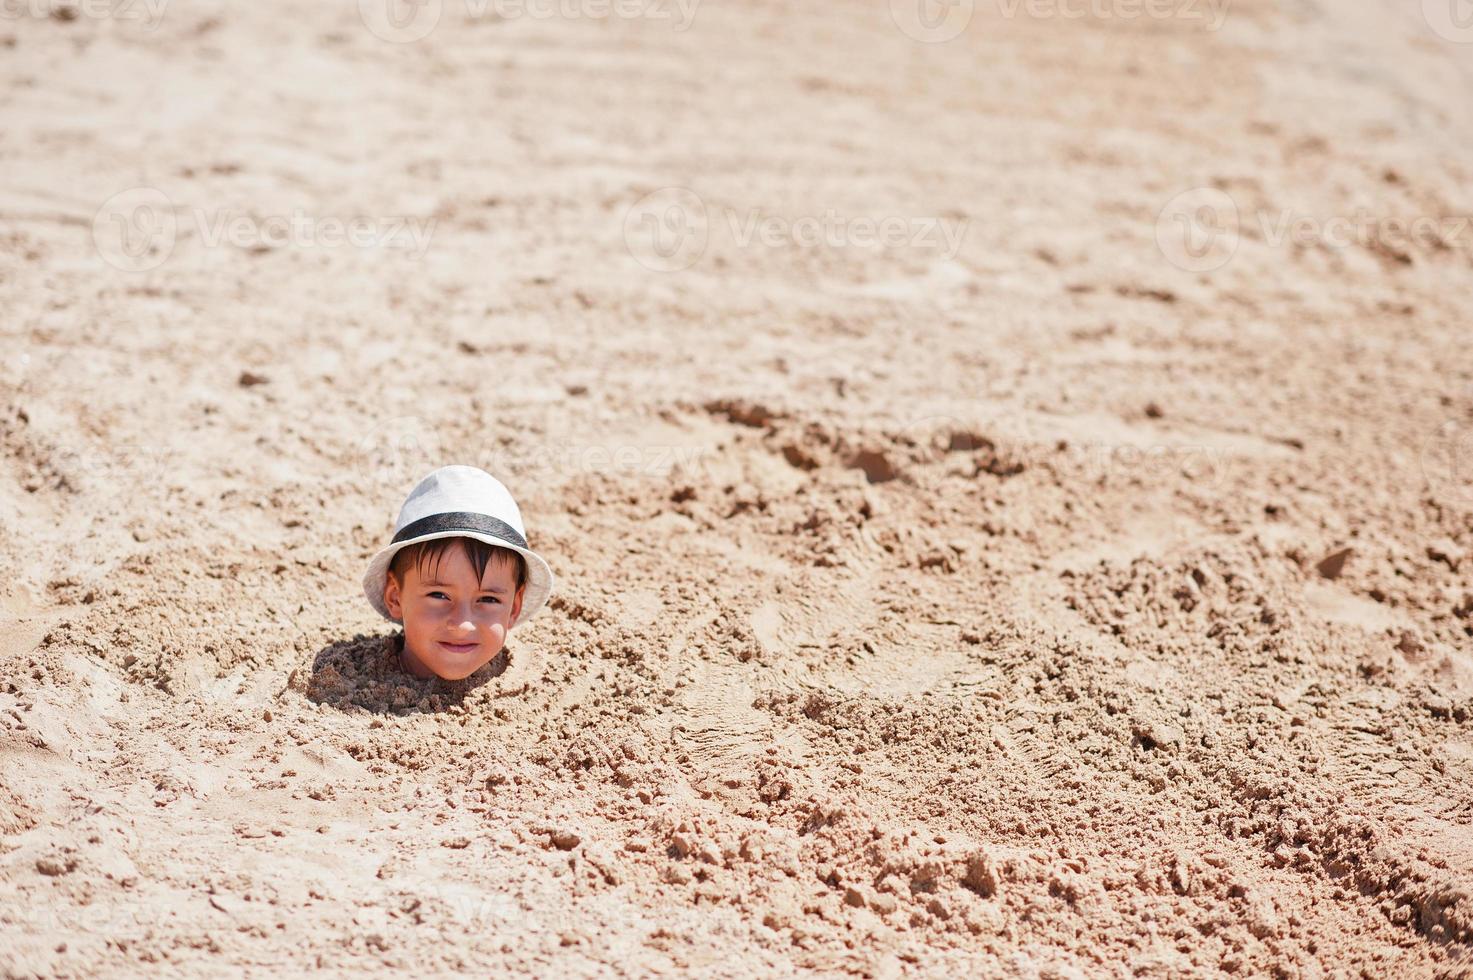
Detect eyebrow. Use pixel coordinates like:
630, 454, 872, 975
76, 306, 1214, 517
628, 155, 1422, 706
423, 579, 508, 594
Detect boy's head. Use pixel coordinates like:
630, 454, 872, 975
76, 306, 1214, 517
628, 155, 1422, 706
381, 536, 527, 681
360, 465, 556, 680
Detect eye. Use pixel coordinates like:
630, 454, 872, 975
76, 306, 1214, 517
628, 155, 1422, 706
478, 596, 501, 604
427, 591, 450, 600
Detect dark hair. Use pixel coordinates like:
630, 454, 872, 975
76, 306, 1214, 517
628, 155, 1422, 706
388, 536, 527, 592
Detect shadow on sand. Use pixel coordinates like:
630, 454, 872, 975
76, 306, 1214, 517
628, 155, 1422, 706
305, 631, 514, 715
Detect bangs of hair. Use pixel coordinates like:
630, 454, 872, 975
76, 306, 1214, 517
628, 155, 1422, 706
389, 536, 527, 591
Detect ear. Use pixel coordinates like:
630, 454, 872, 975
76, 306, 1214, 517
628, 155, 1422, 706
508, 583, 525, 627
382, 573, 404, 622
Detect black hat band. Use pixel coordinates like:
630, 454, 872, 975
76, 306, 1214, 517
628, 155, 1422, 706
391, 511, 528, 551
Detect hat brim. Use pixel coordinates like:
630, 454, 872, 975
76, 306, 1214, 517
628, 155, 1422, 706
362, 530, 555, 629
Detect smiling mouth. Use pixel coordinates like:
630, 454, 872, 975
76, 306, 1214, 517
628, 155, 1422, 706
438, 641, 479, 653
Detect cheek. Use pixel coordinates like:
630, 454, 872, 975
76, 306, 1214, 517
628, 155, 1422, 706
404, 599, 438, 629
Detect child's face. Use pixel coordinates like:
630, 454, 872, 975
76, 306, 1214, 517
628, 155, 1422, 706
381, 540, 525, 681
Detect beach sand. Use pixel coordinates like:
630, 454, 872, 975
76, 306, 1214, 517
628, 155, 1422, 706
2, 0, 1472, 974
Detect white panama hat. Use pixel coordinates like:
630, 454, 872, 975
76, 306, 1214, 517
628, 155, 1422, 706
362, 465, 555, 628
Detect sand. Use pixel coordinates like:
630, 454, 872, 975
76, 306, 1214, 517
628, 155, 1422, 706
2, 0, 1473, 975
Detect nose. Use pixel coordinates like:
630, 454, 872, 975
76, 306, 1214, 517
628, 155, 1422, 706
449, 601, 477, 634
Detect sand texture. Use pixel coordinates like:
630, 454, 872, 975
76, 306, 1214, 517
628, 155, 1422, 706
3, 0, 1473, 975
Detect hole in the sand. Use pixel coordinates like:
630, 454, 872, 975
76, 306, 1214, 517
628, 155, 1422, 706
946, 430, 993, 453
847, 449, 898, 484
305, 633, 512, 715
